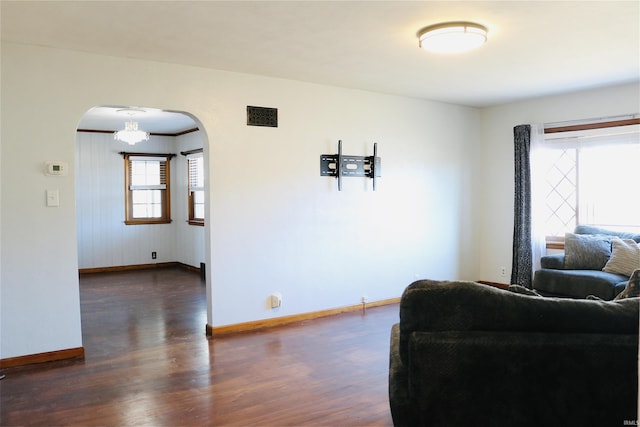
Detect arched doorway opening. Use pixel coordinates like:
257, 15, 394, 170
75, 105, 211, 330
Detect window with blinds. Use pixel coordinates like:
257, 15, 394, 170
124, 154, 172, 224
187, 151, 204, 225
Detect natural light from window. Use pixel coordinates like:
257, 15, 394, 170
124, 154, 170, 224
542, 126, 640, 237
578, 144, 639, 231
131, 160, 163, 218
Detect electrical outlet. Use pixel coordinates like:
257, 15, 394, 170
270, 294, 282, 308
152, 252, 157, 260
500, 266, 506, 277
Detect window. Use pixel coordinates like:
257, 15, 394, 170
187, 150, 205, 225
543, 148, 577, 237
124, 154, 172, 224
540, 119, 640, 242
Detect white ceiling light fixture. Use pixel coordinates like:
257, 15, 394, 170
418, 22, 488, 54
114, 108, 150, 145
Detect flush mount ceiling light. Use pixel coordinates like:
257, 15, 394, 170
417, 21, 488, 54
114, 108, 150, 145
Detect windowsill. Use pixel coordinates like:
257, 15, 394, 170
188, 220, 204, 226
546, 236, 565, 250
546, 242, 565, 250
125, 219, 172, 225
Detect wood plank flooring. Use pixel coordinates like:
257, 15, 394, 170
0, 267, 398, 426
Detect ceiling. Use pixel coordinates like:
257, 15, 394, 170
2, 1, 639, 133
78, 106, 199, 135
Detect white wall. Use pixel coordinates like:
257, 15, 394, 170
1, 42, 479, 358
75, 130, 205, 270
209, 90, 481, 326
478, 83, 640, 283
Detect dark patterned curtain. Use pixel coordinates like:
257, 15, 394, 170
511, 124, 533, 287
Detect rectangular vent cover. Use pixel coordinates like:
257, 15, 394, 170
247, 106, 278, 127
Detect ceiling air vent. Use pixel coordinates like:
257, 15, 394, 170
247, 106, 278, 127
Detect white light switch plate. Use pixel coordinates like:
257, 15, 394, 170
46, 189, 59, 207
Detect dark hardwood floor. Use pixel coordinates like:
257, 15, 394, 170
0, 267, 398, 426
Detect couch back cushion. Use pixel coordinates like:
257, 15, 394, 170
575, 225, 640, 243
398, 280, 639, 366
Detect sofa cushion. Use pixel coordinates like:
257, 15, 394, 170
533, 268, 629, 300
564, 232, 612, 270
603, 238, 640, 276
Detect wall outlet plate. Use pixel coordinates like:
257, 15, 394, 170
270, 293, 282, 308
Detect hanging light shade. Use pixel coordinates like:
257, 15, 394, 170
114, 119, 150, 145
418, 22, 488, 54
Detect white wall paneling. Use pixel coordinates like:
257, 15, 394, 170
76, 129, 205, 270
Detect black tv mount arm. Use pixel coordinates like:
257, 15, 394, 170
320, 140, 381, 191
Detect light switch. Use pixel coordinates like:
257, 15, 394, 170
46, 189, 59, 207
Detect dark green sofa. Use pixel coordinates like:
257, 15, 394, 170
389, 279, 639, 427
533, 225, 640, 300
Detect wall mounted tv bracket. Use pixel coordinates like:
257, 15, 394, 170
320, 140, 381, 191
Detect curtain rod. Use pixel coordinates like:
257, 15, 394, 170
544, 115, 640, 134
119, 152, 176, 158
180, 148, 203, 156
544, 113, 639, 130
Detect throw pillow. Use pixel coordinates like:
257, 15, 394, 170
564, 233, 612, 270
614, 269, 640, 300
602, 237, 640, 277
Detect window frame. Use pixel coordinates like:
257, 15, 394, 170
123, 153, 173, 225
186, 149, 205, 226
542, 118, 640, 249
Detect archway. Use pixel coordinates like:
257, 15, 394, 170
75, 105, 211, 330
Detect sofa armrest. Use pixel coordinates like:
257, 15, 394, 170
540, 253, 565, 269
389, 324, 415, 427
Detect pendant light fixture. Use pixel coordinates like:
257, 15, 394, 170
418, 22, 488, 54
114, 108, 150, 145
